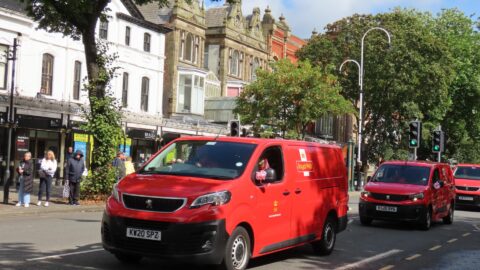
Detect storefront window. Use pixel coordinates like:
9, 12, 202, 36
0, 44, 7, 90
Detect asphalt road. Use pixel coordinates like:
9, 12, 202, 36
0, 200, 479, 270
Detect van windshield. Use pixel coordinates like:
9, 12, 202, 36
138, 140, 257, 180
372, 165, 431, 186
454, 166, 480, 180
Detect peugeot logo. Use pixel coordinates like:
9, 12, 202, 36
386, 195, 390, 200
145, 199, 153, 209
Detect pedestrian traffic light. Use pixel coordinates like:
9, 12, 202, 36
408, 121, 421, 148
229, 120, 240, 137
432, 130, 444, 153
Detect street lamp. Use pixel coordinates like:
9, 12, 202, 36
339, 27, 391, 186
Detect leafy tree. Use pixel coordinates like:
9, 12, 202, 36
235, 60, 354, 139
297, 9, 457, 164
17, 0, 228, 169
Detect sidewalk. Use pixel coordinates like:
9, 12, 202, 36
0, 178, 104, 217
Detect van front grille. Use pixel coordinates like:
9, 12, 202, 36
370, 193, 410, 202
122, 194, 186, 212
456, 186, 479, 192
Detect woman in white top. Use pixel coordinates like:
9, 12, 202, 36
38, 150, 57, 207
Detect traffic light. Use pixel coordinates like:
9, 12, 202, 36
432, 131, 445, 153
241, 128, 247, 137
408, 121, 422, 148
229, 120, 240, 137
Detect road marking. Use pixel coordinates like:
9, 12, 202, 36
336, 249, 403, 270
348, 219, 354, 224
429, 245, 442, 251
462, 233, 471, 237
26, 248, 104, 261
405, 254, 421, 261
447, 238, 458, 243
473, 224, 480, 231
379, 265, 395, 270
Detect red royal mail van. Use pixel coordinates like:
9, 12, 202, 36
454, 164, 480, 208
359, 161, 455, 230
101, 137, 349, 270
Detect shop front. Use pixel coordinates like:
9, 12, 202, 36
125, 127, 159, 168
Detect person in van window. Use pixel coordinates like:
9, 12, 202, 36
16, 152, 34, 207
37, 150, 57, 207
255, 158, 271, 182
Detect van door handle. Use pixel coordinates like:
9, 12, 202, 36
283, 190, 290, 196
295, 188, 302, 194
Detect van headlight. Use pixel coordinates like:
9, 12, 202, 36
112, 183, 121, 202
361, 191, 371, 198
191, 191, 232, 208
409, 192, 424, 201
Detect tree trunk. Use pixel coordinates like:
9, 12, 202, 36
82, 28, 106, 99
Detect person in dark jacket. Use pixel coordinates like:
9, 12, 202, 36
16, 152, 34, 207
112, 151, 126, 181
65, 150, 85, 205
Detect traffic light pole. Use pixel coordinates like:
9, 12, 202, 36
413, 147, 417, 161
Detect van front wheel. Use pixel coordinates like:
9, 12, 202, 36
312, 216, 337, 256
221, 227, 251, 270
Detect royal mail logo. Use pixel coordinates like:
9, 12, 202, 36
296, 161, 313, 172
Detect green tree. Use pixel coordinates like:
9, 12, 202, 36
235, 59, 354, 139
297, 9, 456, 163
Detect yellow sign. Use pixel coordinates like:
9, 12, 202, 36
74, 133, 89, 142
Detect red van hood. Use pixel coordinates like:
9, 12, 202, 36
118, 174, 231, 198
365, 182, 427, 195
454, 178, 480, 187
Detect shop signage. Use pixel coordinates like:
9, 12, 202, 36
127, 128, 156, 140
16, 135, 30, 160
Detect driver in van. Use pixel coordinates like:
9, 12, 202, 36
255, 158, 271, 181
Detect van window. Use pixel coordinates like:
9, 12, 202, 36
254, 146, 284, 183
139, 140, 256, 180
432, 168, 441, 182
454, 166, 480, 180
372, 164, 430, 186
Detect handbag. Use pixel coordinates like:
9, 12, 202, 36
38, 169, 46, 178
62, 180, 70, 198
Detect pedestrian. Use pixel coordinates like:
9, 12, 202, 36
112, 151, 126, 181
37, 150, 57, 207
124, 156, 135, 175
65, 146, 74, 163
65, 150, 85, 205
15, 152, 34, 207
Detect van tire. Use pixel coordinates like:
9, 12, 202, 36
419, 208, 432, 230
221, 227, 251, 270
312, 216, 337, 256
114, 252, 142, 264
443, 204, 454, 224
359, 215, 373, 226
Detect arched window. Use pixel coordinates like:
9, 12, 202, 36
0, 44, 7, 90
99, 20, 108, 40
41, 53, 54, 95
230, 50, 239, 76
73, 61, 81, 100
184, 33, 193, 62
144, 33, 151, 52
141, 77, 149, 112
121, 72, 129, 107
251, 57, 260, 81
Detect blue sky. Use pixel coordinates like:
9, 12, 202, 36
206, 0, 480, 38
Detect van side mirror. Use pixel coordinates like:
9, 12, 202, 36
255, 168, 277, 184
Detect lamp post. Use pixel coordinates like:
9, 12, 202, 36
3, 37, 20, 204
339, 27, 391, 188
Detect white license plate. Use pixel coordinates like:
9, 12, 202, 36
126, 228, 161, 241
376, 205, 398, 212
458, 196, 474, 201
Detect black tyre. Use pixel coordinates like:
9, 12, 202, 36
359, 215, 373, 226
443, 204, 454, 225
114, 252, 142, 264
419, 208, 432, 231
312, 216, 337, 256
221, 227, 251, 270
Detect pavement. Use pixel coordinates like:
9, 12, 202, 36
0, 179, 105, 217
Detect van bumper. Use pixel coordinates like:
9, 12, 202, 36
455, 194, 480, 207
101, 212, 227, 265
359, 201, 427, 222
337, 215, 348, 233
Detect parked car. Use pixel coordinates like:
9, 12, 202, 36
101, 137, 349, 270
359, 161, 455, 230
453, 164, 480, 208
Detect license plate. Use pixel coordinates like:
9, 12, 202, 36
376, 205, 397, 212
458, 196, 474, 201
126, 228, 161, 241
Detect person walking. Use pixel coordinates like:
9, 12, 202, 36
125, 156, 135, 175
15, 152, 34, 207
112, 151, 126, 181
37, 150, 57, 207
65, 150, 85, 205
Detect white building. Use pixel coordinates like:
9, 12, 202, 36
0, 0, 217, 175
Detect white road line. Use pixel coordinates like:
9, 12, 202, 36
447, 238, 458, 243
348, 219, 354, 224
336, 249, 403, 270
26, 248, 104, 261
473, 224, 480, 231
462, 233, 471, 237
405, 254, 421, 261
429, 245, 442, 251
379, 265, 395, 270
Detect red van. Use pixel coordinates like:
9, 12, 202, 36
454, 164, 480, 208
359, 161, 455, 230
102, 137, 348, 270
